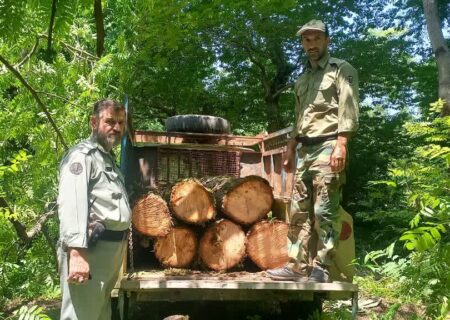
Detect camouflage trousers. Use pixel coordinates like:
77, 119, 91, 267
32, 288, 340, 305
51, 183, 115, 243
287, 140, 345, 274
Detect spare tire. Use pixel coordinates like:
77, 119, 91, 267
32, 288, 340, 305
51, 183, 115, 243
165, 115, 231, 134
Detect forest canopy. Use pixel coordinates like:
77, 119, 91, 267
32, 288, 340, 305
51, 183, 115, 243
0, 0, 449, 319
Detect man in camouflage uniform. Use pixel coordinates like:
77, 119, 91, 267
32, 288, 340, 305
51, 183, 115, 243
57, 99, 131, 319
267, 20, 359, 282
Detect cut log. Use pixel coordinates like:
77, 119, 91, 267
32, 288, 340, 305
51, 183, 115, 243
168, 178, 216, 224
200, 175, 274, 225
199, 219, 246, 271
154, 226, 198, 268
246, 220, 289, 270
132, 193, 172, 237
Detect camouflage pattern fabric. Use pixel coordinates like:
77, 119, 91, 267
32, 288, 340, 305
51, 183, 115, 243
287, 140, 344, 274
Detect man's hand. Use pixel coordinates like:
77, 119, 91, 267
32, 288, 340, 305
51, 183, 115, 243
67, 248, 90, 284
282, 138, 298, 173
330, 134, 349, 173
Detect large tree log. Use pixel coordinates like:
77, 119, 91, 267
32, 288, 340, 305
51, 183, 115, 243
154, 226, 198, 268
200, 175, 274, 225
246, 220, 289, 270
168, 179, 216, 224
132, 193, 173, 237
199, 219, 246, 271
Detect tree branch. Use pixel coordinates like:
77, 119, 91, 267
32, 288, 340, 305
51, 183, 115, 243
0, 198, 29, 242
38, 33, 98, 61
230, 39, 272, 94
0, 197, 57, 244
16, 36, 40, 68
47, 0, 58, 53
94, 0, 105, 57
0, 54, 68, 150
36, 90, 82, 108
273, 82, 294, 99
26, 206, 57, 239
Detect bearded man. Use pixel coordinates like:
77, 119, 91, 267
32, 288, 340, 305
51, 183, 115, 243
57, 99, 131, 319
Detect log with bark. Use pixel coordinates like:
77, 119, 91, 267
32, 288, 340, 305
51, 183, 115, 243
168, 178, 216, 224
154, 226, 198, 268
200, 175, 274, 225
199, 219, 246, 271
246, 220, 289, 270
132, 193, 173, 237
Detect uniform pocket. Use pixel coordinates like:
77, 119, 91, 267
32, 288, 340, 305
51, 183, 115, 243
313, 77, 337, 106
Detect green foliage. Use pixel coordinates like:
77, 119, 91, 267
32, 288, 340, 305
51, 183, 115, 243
360, 102, 450, 317
1, 304, 51, 320
0, 0, 449, 318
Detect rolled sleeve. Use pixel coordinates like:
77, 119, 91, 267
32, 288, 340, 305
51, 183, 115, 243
337, 63, 359, 134
57, 151, 92, 249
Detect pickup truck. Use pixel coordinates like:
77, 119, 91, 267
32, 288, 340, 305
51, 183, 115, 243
114, 113, 358, 320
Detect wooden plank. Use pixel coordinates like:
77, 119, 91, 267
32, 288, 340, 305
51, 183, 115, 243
134, 142, 259, 153
119, 272, 358, 293
262, 126, 293, 141
261, 146, 287, 157
133, 130, 263, 147
272, 154, 282, 197
262, 155, 272, 186
239, 153, 262, 177
134, 289, 315, 302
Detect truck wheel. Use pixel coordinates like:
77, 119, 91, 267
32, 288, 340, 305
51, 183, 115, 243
165, 115, 231, 134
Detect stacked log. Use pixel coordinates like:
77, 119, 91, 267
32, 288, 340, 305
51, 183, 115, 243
154, 226, 198, 268
246, 220, 289, 270
132, 175, 281, 271
200, 175, 274, 225
168, 178, 216, 224
132, 193, 172, 237
199, 219, 246, 271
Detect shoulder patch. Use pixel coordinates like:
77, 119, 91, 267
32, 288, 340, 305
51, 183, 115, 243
70, 162, 83, 175
345, 76, 354, 84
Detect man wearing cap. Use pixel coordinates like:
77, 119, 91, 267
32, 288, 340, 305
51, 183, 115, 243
267, 20, 359, 282
57, 99, 131, 319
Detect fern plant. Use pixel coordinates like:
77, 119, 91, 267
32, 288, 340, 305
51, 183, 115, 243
363, 100, 450, 318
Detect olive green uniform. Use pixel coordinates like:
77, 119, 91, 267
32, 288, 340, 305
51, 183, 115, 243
57, 135, 131, 320
288, 52, 359, 273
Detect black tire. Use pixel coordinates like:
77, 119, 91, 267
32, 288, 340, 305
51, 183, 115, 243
165, 115, 231, 134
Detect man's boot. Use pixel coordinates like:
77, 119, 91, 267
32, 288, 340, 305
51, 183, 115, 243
308, 265, 330, 283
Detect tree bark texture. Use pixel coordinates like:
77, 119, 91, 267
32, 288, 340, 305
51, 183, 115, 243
200, 175, 274, 225
47, 0, 58, 54
94, 0, 105, 57
199, 219, 246, 271
423, 0, 450, 116
154, 226, 198, 268
246, 220, 289, 270
167, 179, 216, 225
132, 193, 173, 237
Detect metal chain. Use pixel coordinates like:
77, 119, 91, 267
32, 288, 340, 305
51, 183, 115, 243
127, 224, 134, 277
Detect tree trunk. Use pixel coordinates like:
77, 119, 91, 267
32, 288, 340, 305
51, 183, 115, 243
266, 95, 281, 133
199, 219, 246, 271
167, 179, 216, 224
200, 175, 274, 225
94, 0, 105, 57
47, 0, 58, 55
154, 226, 198, 268
246, 220, 289, 270
132, 193, 173, 237
423, 0, 450, 116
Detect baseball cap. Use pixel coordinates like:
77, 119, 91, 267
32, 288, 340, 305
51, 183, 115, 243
296, 19, 326, 36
